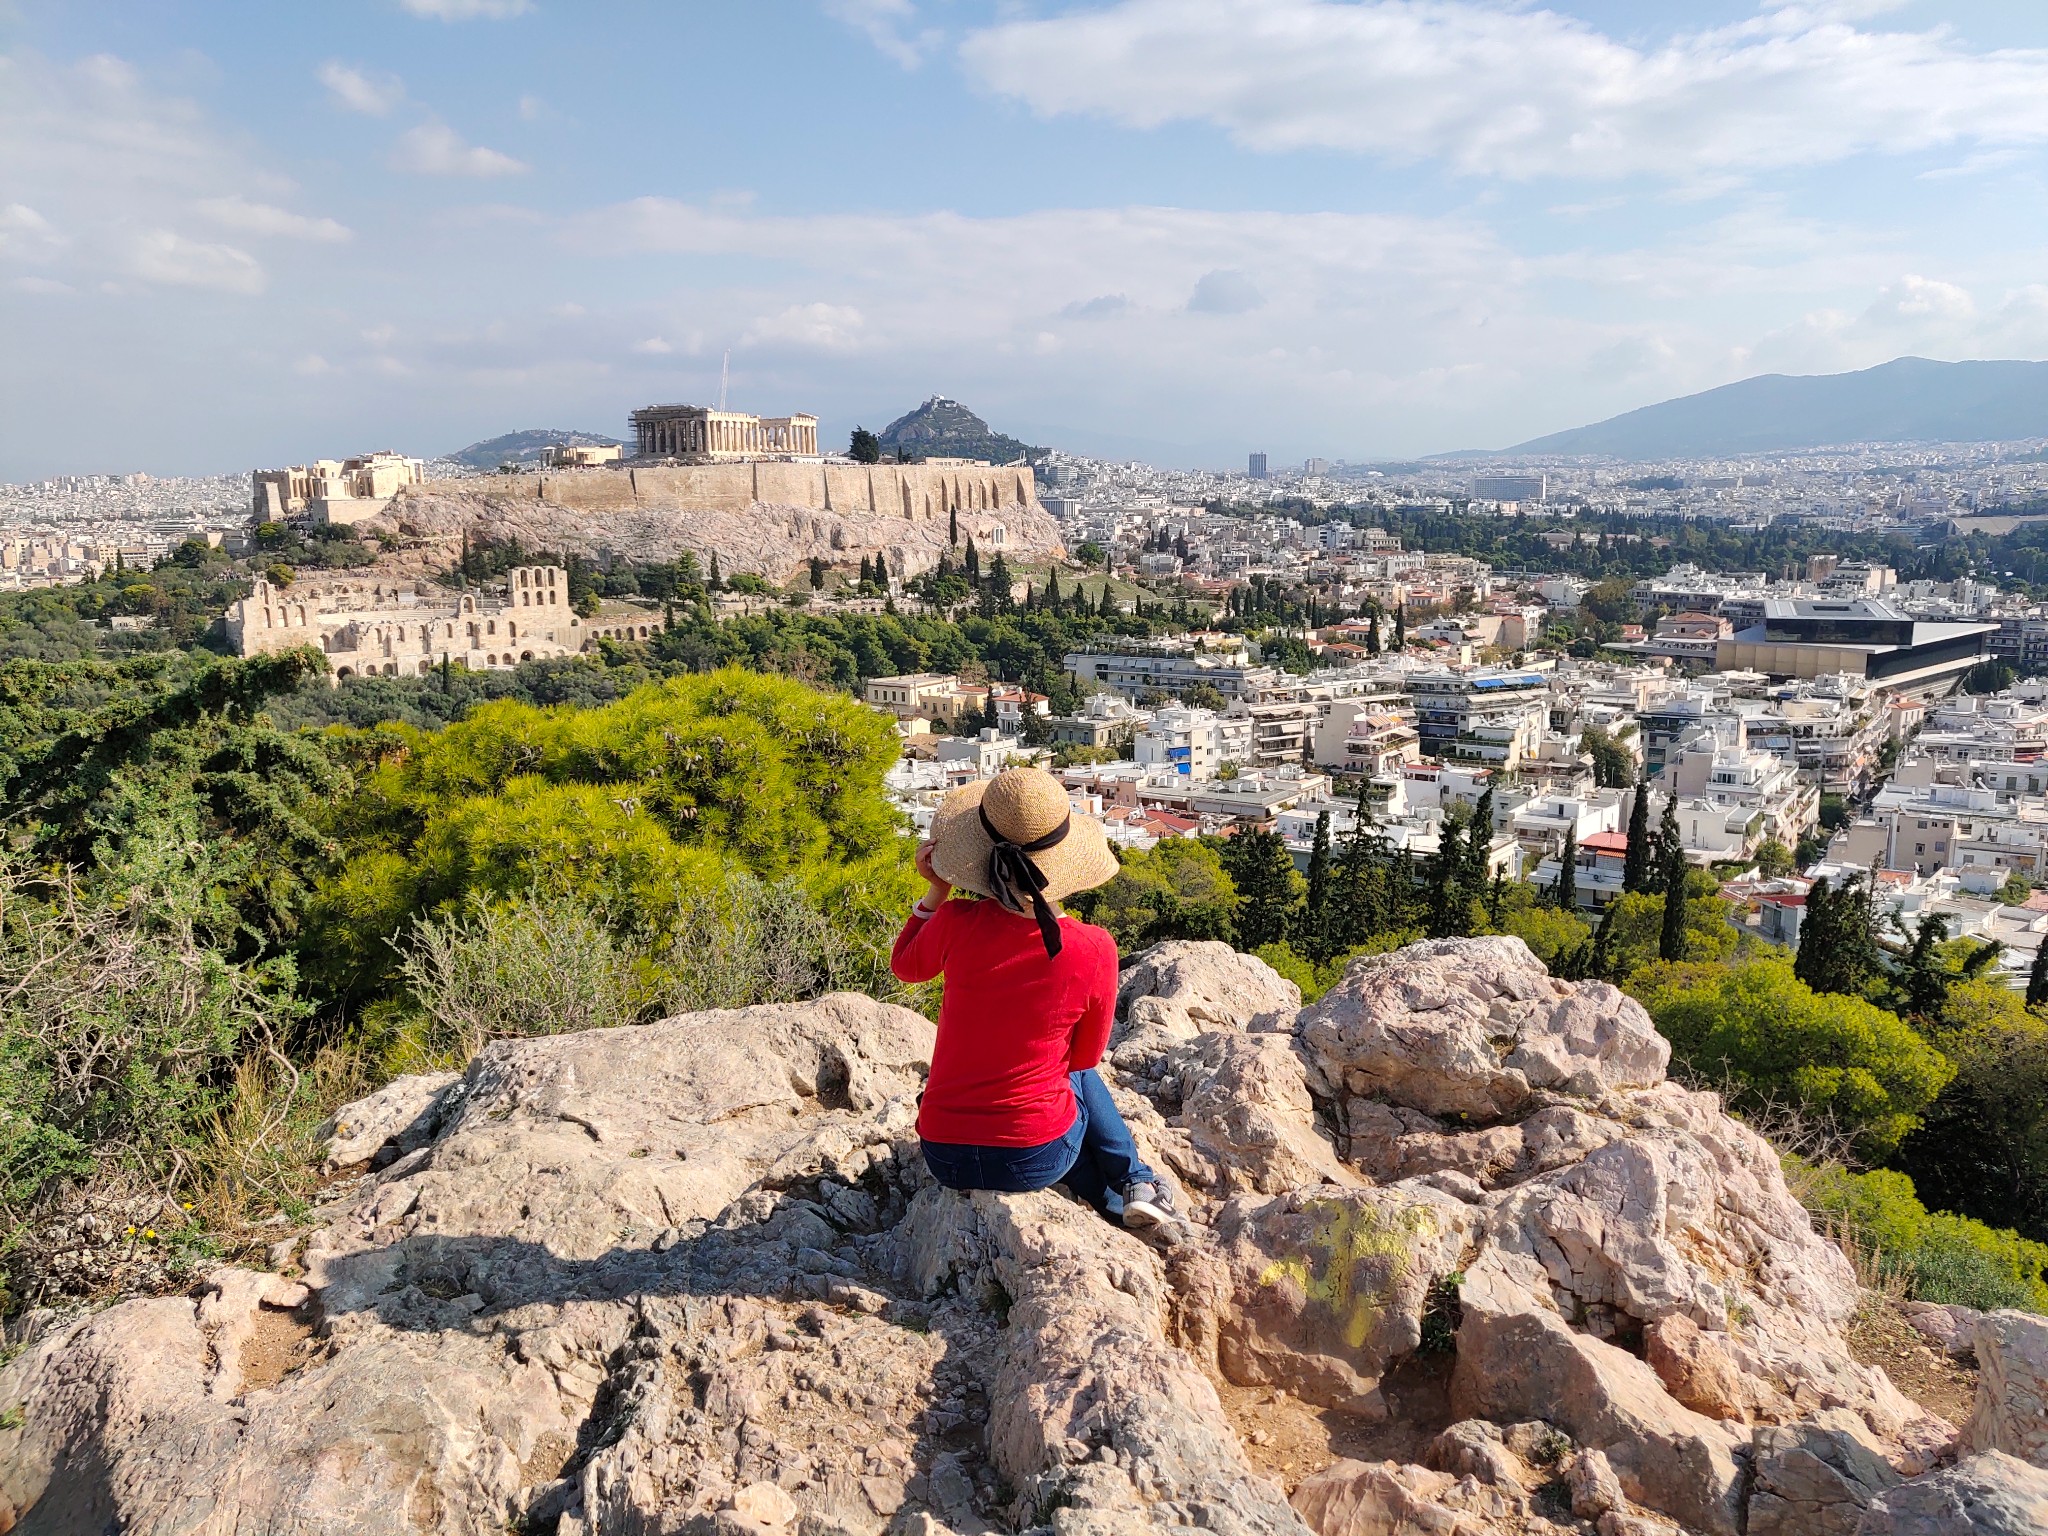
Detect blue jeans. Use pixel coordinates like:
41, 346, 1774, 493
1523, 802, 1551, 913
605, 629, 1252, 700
920, 1069, 1157, 1217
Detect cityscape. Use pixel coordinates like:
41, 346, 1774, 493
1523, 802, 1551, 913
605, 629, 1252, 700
13, 3, 2048, 1532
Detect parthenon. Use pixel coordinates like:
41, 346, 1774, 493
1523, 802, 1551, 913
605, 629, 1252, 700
629, 404, 819, 461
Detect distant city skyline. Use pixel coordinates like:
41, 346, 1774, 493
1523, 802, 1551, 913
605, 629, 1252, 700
7, 1, 2048, 478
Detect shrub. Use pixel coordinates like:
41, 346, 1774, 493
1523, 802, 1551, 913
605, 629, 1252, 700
396, 891, 657, 1059
0, 859, 310, 1232
1791, 1159, 2048, 1313
1630, 957, 1952, 1157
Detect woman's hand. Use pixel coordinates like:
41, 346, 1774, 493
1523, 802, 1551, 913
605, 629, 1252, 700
915, 841, 952, 906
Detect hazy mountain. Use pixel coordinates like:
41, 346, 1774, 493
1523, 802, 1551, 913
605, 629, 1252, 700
876, 397, 1041, 464
1507, 357, 2048, 459
446, 428, 623, 469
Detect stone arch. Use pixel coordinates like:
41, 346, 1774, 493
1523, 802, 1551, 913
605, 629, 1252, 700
520, 650, 534, 662
336, 667, 354, 679
418, 660, 433, 675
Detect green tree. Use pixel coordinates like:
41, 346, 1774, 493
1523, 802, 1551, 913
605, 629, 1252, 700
849, 427, 881, 463
1220, 826, 1300, 950
1298, 810, 1334, 964
1425, 813, 1472, 939
1069, 838, 1237, 951
1580, 723, 1632, 790
809, 556, 827, 590
1393, 603, 1406, 648
1555, 825, 1578, 911
1754, 837, 1794, 877
1795, 874, 1882, 998
1623, 781, 1653, 894
2029, 942, 2048, 1010
1631, 957, 1953, 1158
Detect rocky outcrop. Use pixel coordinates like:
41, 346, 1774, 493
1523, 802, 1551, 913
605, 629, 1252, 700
0, 936, 2007, 1536
1965, 1311, 2048, 1468
369, 463, 1063, 587
1855, 1451, 2048, 1534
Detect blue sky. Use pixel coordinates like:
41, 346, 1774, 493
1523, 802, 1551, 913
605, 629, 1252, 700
6, 1, 2048, 478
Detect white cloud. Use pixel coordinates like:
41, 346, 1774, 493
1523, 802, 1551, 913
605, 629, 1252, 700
959, 0, 2048, 181
197, 195, 352, 243
393, 121, 528, 177
11, 274, 73, 294
632, 336, 674, 354
1186, 268, 1262, 315
742, 302, 867, 352
128, 229, 264, 293
1864, 273, 1975, 326
294, 353, 334, 376
0, 202, 64, 261
824, 0, 939, 69
316, 60, 404, 116
398, 0, 531, 19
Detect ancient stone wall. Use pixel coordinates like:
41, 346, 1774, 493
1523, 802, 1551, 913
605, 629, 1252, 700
519, 461, 1038, 523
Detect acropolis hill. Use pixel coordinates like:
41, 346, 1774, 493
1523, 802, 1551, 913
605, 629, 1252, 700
359, 459, 1062, 586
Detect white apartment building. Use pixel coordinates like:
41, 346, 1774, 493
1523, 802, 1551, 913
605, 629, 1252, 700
1407, 670, 1550, 770
1063, 648, 1278, 701
1665, 725, 1820, 850
1312, 699, 1423, 779
1135, 707, 1255, 779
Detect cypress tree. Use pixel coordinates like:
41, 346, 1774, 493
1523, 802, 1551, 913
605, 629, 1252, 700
949, 506, 959, 546
1301, 811, 1334, 963
1365, 609, 1381, 656
1427, 814, 1470, 939
1047, 567, 1063, 609
1394, 603, 1407, 648
1487, 870, 1506, 929
1659, 838, 1688, 962
708, 551, 722, 590
1466, 783, 1496, 891
965, 536, 980, 581
1623, 779, 1653, 894
1556, 824, 1578, 911
2028, 940, 2048, 1010
1589, 898, 1620, 980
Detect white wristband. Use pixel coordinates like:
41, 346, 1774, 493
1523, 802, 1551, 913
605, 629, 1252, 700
911, 896, 942, 921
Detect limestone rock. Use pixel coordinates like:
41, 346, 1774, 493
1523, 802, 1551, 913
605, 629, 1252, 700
1298, 936, 1669, 1121
1449, 1248, 1750, 1536
1169, 1031, 1360, 1197
1214, 1185, 1476, 1417
1967, 1310, 2048, 1468
1568, 1446, 1625, 1519
315, 1068, 461, 1170
1748, 1418, 1903, 1536
1904, 1302, 1984, 1361
1856, 1451, 2048, 1534
1288, 1458, 1492, 1536
1115, 939, 1303, 1044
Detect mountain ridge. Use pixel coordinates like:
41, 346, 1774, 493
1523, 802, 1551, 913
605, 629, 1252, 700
444, 428, 623, 469
1504, 356, 2048, 459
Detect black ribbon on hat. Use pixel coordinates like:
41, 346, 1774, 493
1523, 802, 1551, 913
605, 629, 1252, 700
979, 803, 1071, 958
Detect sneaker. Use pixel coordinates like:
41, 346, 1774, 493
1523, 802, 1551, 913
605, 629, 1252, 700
1120, 1180, 1179, 1233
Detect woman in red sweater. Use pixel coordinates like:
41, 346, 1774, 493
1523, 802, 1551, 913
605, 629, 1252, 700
891, 766, 1180, 1238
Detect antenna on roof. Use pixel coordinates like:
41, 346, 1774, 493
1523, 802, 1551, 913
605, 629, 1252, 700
718, 350, 730, 411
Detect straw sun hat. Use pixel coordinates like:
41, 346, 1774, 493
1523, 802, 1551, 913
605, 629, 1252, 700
928, 766, 1119, 955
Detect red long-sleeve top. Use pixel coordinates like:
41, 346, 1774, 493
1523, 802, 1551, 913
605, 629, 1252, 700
891, 897, 1120, 1147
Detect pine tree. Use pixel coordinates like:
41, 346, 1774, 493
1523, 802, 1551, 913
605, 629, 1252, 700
1223, 827, 1298, 949
1299, 811, 1335, 963
987, 553, 1013, 612
1623, 780, 1653, 894
1555, 824, 1578, 911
